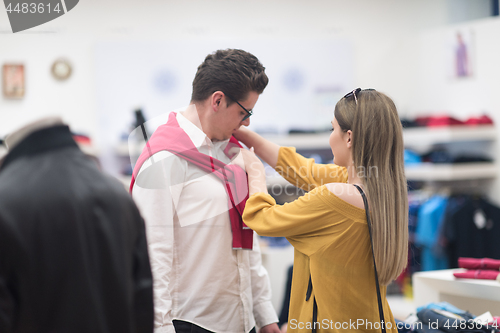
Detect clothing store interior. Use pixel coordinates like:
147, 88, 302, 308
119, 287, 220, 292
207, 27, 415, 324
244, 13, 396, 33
3, 1, 500, 332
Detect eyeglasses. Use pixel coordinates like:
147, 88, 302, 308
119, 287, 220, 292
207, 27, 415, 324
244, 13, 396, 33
343, 88, 375, 105
223, 92, 253, 121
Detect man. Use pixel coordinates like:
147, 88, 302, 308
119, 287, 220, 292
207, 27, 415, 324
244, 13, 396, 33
131, 49, 280, 333
0, 117, 154, 333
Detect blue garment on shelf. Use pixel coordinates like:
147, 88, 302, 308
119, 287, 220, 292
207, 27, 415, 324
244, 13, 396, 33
405, 149, 422, 165
416, 302, 472, 317
415, 195, 449, 271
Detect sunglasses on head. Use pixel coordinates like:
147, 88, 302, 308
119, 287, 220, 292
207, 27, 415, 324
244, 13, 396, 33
343, 88, 375, 105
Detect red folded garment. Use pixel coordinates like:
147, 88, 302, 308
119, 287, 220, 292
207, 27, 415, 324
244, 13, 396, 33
414, 116, 432, 127
453, 270, 500, 280
489, 317, 500, 328
464, 115, 494, 125
458, 257, 500, 270
427, 116, 464, 127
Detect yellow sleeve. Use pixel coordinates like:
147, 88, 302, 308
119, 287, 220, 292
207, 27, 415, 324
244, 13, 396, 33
275, 147, 348, 191
243, 186, 355, 256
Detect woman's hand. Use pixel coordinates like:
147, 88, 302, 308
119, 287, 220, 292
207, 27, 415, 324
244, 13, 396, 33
232, 127, 280, 168
238, 148, 268, 195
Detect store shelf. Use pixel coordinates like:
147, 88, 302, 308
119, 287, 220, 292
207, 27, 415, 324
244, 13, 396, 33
413, 269, 500, 316
405, 162, 497, 181
403, 125, 496, 147
116, 125, 496, 156
262, 126, 497, 150
262, 133, 331, 150
266, 174, 293, 187
116, 142, 145, 157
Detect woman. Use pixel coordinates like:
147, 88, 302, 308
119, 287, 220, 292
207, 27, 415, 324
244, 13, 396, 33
235, 89, 408, 333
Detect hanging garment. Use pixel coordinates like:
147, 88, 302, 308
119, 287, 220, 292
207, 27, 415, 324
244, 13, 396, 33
444, 197, 500, 267
415, 195, 449, 271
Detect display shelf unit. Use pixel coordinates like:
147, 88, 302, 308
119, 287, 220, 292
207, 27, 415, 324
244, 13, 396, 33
262, 125, 496, 150
403, 125, 496, 147
116, 125, 498, 186
405, 162, 498, 181
266, 174, 292, 187
403, 125, 497, 181
262, 125, 498, 183
413, 269, 500, 316
261, 133, 331, 149
116, 141, 144, 157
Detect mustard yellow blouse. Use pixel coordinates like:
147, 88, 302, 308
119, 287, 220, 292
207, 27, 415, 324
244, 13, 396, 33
243, 147, 398, 333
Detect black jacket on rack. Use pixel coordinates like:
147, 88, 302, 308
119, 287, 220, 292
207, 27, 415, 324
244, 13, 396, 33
0, 125, 154, 333
444, 196, 500, 268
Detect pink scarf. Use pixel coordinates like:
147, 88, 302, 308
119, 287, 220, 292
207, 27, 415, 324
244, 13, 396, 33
130, 112, 253, 250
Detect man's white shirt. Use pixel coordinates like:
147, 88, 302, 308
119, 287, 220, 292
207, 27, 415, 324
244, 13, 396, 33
132, 112, 277, 333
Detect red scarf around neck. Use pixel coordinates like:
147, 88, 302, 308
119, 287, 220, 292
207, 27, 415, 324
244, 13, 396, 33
130, 112, 253, 250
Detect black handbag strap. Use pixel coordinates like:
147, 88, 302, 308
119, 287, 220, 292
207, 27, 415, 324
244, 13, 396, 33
306, 276, 318, 333
353, 184, 386, 333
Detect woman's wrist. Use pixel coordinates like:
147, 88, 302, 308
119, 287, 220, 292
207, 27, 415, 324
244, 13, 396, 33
247, 165, 268, 195
234, 127, 255, 147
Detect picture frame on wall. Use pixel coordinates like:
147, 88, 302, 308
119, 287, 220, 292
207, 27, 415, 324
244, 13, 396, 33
2, 64, 25, 99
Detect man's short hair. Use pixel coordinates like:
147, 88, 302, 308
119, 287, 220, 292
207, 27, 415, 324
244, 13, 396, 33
191, 49, 269, 104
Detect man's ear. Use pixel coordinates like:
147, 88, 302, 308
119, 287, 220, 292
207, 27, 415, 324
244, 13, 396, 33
346, 130, 353, 148
211, 91, 225, 112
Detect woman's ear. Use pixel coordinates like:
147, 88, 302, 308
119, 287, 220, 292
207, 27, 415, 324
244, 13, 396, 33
346, 130, 353, 148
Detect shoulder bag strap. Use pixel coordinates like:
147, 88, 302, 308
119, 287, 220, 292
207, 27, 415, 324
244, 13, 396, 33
306, 275, 318, 333
353, 184, 387, 333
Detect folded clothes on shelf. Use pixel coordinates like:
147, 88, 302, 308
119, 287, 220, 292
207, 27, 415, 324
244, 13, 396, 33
405, 149, 423, 165
426, 116, 465, 127
453, 269, 500, 281
416, 301, 473, 317
458, 257, 500, 270
415, 307, 499, 333
409, 302, 500, 333
464, 115, 494, 126
400, 114, 494, 128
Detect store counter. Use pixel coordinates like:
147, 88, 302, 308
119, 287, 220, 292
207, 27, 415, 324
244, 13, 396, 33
413, 269, 500, 316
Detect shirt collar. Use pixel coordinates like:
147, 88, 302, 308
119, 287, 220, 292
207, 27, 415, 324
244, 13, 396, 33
1, 125, 78, 171
5, 116, 64, 150
176, 111, 229, 149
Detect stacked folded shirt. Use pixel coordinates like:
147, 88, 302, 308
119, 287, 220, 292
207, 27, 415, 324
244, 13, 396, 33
411, 302, 497, 333
453, 257, 500, 281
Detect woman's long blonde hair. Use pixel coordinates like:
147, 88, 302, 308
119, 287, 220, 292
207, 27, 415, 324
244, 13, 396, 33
335, 89, 408, 285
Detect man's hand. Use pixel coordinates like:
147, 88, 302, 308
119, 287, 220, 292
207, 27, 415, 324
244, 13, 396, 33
259, 323, 281, 333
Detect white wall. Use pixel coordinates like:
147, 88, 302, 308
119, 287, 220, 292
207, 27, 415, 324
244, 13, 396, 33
1, 0, 480, 140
